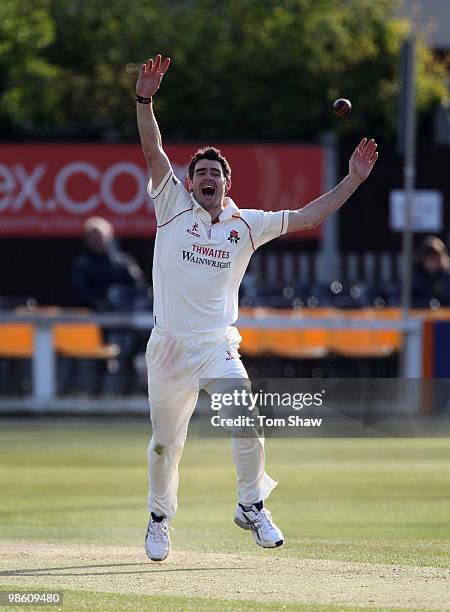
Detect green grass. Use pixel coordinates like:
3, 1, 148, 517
0, 420, 449, 610
0, 422, 449, 562
0, 586, 442, 612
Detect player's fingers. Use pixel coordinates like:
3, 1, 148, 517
370, 151, 379, 165
366, 140, 377, 160
147, 58, 153, 72
357, 138, 367, 154
362, 139, 375, 159
140, 63, 146, 75
154, 54, 161, 72
351, 143, 362, 158
160, 57, 171, 74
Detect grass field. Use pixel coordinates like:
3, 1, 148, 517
0, 420, 449, 611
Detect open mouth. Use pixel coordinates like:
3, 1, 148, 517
201, 185, 216, 197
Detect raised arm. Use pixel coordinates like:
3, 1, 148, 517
136, 54, 171, 191
287, 138, 378, 233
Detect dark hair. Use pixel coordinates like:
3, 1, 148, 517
416, 235, 450, 272
187, 146, 231, 181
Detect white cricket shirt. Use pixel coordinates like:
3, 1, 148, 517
149, 168, 288, 334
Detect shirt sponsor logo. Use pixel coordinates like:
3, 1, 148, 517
182, 250, 231, 269
192, 244, 230, 259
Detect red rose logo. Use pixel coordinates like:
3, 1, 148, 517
228, 230, 240, 244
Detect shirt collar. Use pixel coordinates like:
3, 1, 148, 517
191, 195, 240, 223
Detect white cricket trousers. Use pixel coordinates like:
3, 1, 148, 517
146, 325, 277, 518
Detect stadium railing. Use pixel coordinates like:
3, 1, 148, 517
0, 308, 426, 414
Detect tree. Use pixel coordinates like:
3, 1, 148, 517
0, 0, 57, 136
0, 0, 447, 141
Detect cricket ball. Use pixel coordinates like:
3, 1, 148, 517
333, 98, 352, 117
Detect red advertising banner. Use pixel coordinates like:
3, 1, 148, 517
0, 143, 324, 238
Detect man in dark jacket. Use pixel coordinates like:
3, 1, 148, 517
72, 216, 146, 311
71, 217, 148, 394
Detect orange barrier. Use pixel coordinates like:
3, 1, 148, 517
328, 309, 402, 358
237, 307, 449, 359
53, 324, 120, 359
11, 307, 119, 360
239, 307, 337, 358
0, 324, 34, 358
240, 327, 329, 359
1, 307, 449, 362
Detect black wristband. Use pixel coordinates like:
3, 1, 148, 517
135, 94, 152, 104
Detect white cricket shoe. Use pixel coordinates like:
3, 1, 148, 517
234, 503, 284, 548
144, 516, 171, 561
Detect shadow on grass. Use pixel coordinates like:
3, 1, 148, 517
0, 562, 242, 577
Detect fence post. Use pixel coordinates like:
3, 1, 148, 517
33, 322, 55, 400
403, 318, 423, 378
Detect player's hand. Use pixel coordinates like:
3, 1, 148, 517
348, 138, 378, 183
136, 54, 171, 98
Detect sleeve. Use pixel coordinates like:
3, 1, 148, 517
147, 168, 191, 226
243, 209, 288, 250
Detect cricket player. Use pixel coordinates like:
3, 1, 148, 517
136, 55, 378, 561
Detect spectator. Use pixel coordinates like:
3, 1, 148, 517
72, 216, 146, 311
71, 217, 148, 394
412, 236, 450, 307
